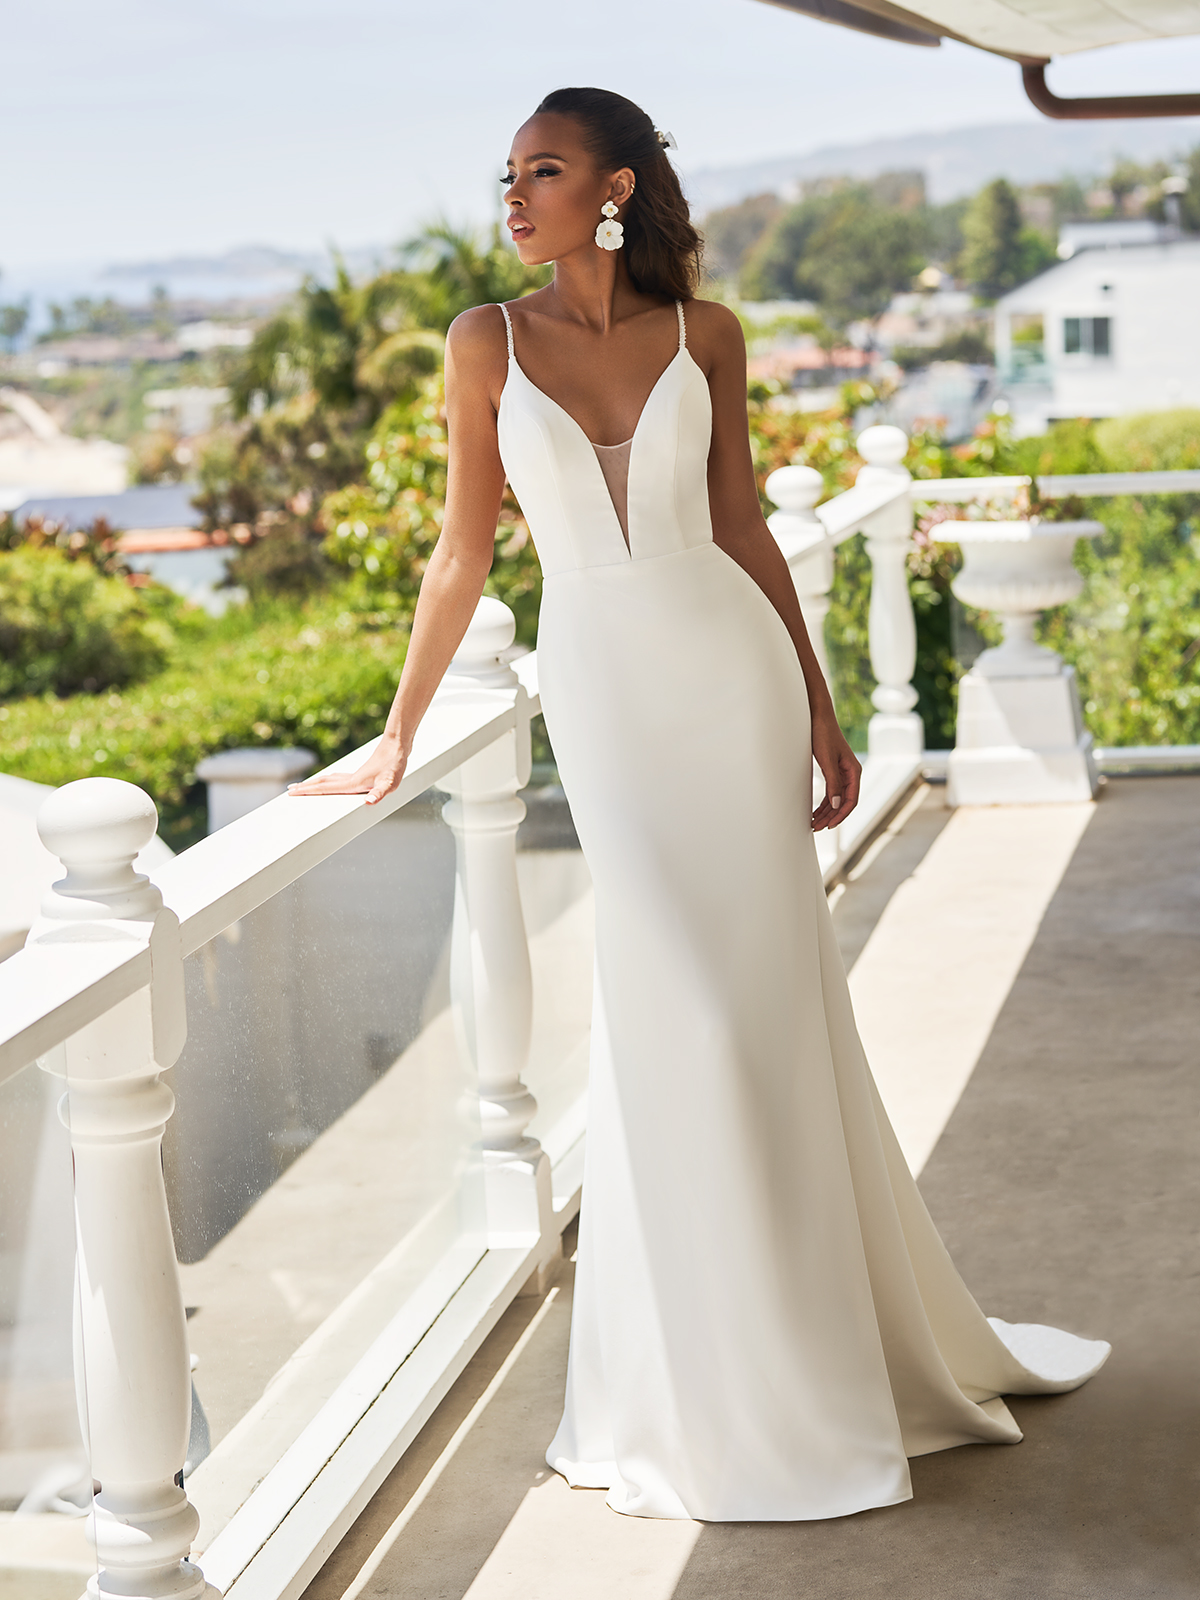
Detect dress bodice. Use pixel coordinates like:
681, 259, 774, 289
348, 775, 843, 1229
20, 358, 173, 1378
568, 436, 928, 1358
495, 300, 714, 576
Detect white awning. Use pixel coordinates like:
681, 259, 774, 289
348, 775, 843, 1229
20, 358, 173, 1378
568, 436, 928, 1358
903, 0, 1200, 59
761, 0, 1200, 60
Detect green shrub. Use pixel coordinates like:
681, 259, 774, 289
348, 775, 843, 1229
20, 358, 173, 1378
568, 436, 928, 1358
1041, 496, 1200, 746
1094, 409, 1200, 472
0, 548, 174, 699
0, 590, 409, 850
223, 515, 332, 598
322, 378, 543, 646
0, 511, 130, 577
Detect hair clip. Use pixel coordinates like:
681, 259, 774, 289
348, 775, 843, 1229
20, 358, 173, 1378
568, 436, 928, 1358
656, 129, 678, 152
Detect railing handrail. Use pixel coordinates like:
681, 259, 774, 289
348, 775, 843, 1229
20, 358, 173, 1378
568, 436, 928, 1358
764, 467, 910, 564
815, 478, 909, 544
1039, 470, 1200, 497
0, 668, 541, 1086
913, 468, 1200, 501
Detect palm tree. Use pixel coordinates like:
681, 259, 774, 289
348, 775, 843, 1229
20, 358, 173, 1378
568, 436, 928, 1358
196, 225, 545, 557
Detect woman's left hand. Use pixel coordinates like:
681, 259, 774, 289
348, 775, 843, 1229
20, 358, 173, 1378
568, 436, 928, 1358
811, 708, 862, 832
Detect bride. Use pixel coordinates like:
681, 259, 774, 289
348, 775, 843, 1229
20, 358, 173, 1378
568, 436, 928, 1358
292, 86, 1108, 1522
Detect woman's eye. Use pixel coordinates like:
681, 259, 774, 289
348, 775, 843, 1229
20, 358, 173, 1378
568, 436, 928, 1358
500, 166, 560, 188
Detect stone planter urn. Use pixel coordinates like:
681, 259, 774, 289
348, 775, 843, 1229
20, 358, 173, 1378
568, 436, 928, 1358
942, 518, 1105, 806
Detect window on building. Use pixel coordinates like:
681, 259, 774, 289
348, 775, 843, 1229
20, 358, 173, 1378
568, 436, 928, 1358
1063, 317, 1112, 357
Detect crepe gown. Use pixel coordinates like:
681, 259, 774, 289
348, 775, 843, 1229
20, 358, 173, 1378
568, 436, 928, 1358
494, 300, 1108, 1522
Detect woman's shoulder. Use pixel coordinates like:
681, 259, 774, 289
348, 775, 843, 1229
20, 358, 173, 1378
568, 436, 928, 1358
447, 303, 511, 362
683, 297, 744, 343
682, 298, 745, 375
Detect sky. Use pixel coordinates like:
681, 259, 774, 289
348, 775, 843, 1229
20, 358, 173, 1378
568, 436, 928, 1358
3, 0, 1200, 271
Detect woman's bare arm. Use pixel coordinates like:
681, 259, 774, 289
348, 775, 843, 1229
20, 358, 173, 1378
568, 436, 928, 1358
291, 308, 508, 803
695, 301, 861, 830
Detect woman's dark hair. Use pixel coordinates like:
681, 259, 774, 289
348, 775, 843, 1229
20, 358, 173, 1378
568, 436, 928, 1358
535, 87, 701, 302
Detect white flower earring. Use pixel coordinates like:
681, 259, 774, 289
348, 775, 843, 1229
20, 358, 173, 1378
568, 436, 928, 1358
595, 200, 624, 251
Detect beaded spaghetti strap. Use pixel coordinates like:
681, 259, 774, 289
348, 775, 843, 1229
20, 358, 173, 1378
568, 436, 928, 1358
498, 302, 515, 360
676, 299, 686, 350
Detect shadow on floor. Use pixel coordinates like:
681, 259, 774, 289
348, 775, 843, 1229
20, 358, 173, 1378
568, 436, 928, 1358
670, 777, 1200, 1598
305, 1226, 580, 1600
306, 777, 1200, 1600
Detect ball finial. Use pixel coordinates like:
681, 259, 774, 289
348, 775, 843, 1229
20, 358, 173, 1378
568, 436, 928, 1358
856, 425, 909, 468
450, 595, 518, 673
35, 778, 162, 925
765, 465, 824, 517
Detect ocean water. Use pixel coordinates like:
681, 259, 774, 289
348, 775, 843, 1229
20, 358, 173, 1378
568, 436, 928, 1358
0, 254, 385, 339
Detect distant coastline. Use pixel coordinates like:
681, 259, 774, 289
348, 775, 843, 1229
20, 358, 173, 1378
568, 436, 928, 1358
100, 245, 324, 280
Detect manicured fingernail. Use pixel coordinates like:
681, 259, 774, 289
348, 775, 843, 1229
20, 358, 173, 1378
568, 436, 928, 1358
831, 797, 841, 808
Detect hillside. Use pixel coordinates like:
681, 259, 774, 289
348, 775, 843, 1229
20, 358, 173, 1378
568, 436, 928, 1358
682, 118, 1200, 211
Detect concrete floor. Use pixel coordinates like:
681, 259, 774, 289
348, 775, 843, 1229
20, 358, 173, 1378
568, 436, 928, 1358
304, 776, 1200, 1600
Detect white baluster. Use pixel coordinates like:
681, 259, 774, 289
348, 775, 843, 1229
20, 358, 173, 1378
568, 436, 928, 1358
765, 464, 834, 691
856, 424, 923, 757
439, 598, 556, 1293
29, 777, 216, 1600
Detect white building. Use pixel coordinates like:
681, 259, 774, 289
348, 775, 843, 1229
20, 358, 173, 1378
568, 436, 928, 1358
0, 388, 127, 503
143, 385, 230, 436
994, 232, 1200, 435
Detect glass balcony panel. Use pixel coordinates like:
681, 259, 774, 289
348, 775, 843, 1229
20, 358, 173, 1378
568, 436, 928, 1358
827, 532, 874, 753
0, 1059, 96, 1584
162, 792, 485, 1478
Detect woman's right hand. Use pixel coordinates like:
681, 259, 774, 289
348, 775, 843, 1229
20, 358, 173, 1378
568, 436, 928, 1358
288, 731, 409, 806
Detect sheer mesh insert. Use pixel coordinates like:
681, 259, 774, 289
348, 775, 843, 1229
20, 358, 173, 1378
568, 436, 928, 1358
592, 439, 632, 550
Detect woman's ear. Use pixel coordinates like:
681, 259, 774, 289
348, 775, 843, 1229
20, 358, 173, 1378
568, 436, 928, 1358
610, 168, 636, 209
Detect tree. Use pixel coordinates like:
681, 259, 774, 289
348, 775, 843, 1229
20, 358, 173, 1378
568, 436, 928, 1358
194, 223, 547, 575
959, 179, 1054, 301
701, 193, 782, 281
740, 194, 839, 301
394, 221, 551, 332
41, 295, 132, 342
792, 192, 927, 325
1146, 143, 1200, 232
0, 298, 30, 352
741, 186, 927, 325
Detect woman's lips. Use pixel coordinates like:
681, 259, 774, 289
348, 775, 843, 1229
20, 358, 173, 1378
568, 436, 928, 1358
509, 219, 534, 240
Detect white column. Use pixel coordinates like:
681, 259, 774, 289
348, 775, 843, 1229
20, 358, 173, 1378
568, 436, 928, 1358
195, 746, 316, 832
439, 598, 556, 1292
765, 463, 834, 691
856, 424, 924, 757
30, 777, 217, 1600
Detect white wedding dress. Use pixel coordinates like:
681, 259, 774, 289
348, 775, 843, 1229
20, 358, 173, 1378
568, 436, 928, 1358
495, 300, 1108, 1522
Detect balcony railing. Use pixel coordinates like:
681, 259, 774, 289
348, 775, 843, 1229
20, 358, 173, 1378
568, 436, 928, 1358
2, 428, 1197, 1600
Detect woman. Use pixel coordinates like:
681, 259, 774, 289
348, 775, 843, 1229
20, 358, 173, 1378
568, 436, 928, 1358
293, 87, 1108, 1522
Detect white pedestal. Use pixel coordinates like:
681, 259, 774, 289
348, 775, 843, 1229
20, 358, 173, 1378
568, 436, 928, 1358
948, 665, 1099, 806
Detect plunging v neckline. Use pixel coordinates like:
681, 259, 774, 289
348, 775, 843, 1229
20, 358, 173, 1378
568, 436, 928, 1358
495, 299, 697, 561
505, 344, 693, 453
